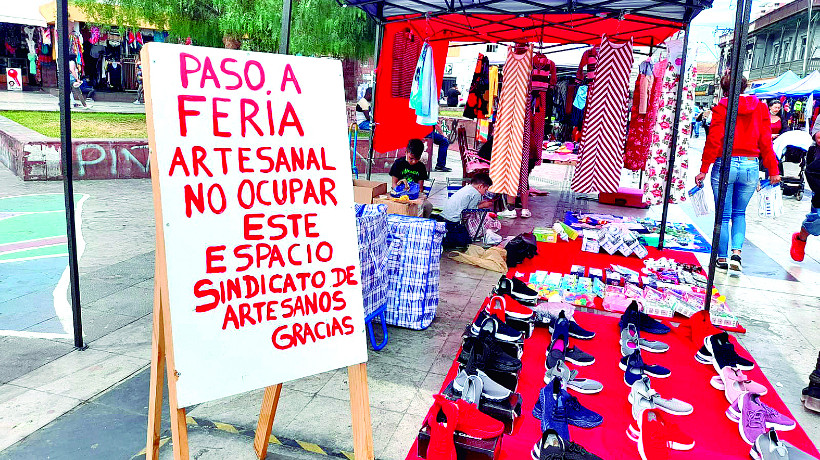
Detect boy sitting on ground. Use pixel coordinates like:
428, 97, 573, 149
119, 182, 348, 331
389, 139, 433, 217
436, 173, 494, 249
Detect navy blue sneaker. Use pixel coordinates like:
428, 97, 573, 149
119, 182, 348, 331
550, 311, 571, 347
618, 301, 670, 335
619, 350, 670, 386
532, 378, 571, 440
534, 378, 603, 430
549, 314, 595, 340
470, 309, 523, 342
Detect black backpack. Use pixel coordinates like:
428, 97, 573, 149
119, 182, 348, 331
505, 233, 538, 267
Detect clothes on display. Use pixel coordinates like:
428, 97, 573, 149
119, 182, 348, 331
463, 53, 491, 119
643, 61, 696, 205
577, 46, 599, 82
489, 44, 533, 196
409, 42, 440, 126
531, 53, 557, 90
488, 65, 499, 116
624, 60, 667, 171
392, 29, 423, 98
572, 36, 634, 194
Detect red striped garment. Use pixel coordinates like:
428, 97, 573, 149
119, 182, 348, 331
489, 45, 533, 196
572, 37, 634, 194
392, 30, 422, 98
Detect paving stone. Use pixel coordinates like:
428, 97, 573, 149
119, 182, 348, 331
0, 337, 72, 384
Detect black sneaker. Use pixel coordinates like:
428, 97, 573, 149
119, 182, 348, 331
618, 301, 670, 335
729, 254, 742, 275
716, 260, 729, 270
548, 314, 595, 340
469, 310, 522, 342
434, 165, 452, 172
530, 429, 603, 460
695, 332, 754, 370
802, 352, 820, 413
458, 333, 522, 373
493, 275, 538, 305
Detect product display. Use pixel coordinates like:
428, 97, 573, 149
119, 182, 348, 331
471, 310, 524, 343
544, 359, 603, 394
696, 332, 755, 370
637, 409, 695, 459
530, 429, 603, 460
735, 392, 796, 445
620, 351, 671, 385
534, 377, 604, 429
618, 301, 671, 335
494, 275, 539, 304
751, 431, 818, 460
628, 376, 693, 416
453, 367, 512, 401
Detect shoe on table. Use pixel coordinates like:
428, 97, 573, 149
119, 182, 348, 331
791, 233, 807, 262
549, 312, 595, 340
710, 369, 767, 397
751, 430, 817, 460
452, 367, 511, 401
458, 334, 522, 373
535, 377, 604, 429
434, 165, 452, 172
566, 345, 595, 366
531, 429, 603, 460
425, 395, 458, 460
802, 367, 820, 413
697, 332, 755, 371
469, 310, 522, 343
620, 350, 671, 386
532, 378, 571, 440
620, 323, 641, 357
544, 359, 603, 394
496, 294, 534, 320
520, 208, 532, 218
629, 376, 693, 417
619, 301, 671, 335
450, 397, 505, 439
493, 275, 539, 305
738, 392, 796, 445
637, 409, 695, 457
498, 209, 517, 219
729, 254, 742, 276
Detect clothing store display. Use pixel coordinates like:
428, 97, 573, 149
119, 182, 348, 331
643, 61, 696, 204
531, 429, 603, 460
488, 65, 499, 116
518, 89, 534, 196
409, 42, 439, 125
625, 60, 666, 171
637, 61, 654, 114
489, 45, 533, 196
618, 301, 671, 335
572, 36, 634, 194
544, 359, 603, 394
576, 46, 599, 82
751, 430, 818, 460
531, 91, 548, 157
391, 29, 423, 98
470, 310, 523, 342
493, 275, 538, 304
463, 54, 490, 119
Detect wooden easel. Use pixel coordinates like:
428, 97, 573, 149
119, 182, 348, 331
142, 44, 375, 460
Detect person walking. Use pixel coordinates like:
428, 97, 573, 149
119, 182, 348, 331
692, 104, 702, 138
789, 115, 820, 262
68, 54, 88, 108
133, 57, 144, 104
695, 75, 780, 276
446, 84, 461, 107
426, 125, 451, 172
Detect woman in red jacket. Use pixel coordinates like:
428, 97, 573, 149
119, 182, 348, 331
695, 75, 781, 275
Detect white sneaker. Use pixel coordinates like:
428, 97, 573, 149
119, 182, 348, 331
498, 209, 517, 219
133, 100, 141, 104
520, 208, 532, 218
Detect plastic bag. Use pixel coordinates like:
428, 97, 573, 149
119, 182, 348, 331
688, 185, 711, 217
757, 181, 783, 218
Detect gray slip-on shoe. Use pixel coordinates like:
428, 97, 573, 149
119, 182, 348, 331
639, 337, 670, 353
545, 359, 603, 394
620, 324, 641, 357
461, 374, 483, 406
453, 369, 511, 401
629, 375, 693, 416
750, 430, 815, 460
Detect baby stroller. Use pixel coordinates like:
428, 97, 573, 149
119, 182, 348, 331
773, 130, 813, 201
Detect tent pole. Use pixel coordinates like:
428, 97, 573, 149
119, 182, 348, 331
703, 0, 754, 313
366, 22, 384, 180
57, 0, 85, 350
657, 23, 691, 250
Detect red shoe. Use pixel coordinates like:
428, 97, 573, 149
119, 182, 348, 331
426, 395, 459, 460
453, 399, 504, 438
498, 294, 534, 320
638, 409, 669, 460
791, 233, 806, 262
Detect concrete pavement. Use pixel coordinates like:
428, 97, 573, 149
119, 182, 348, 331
0, 90, 146, 114
0, 137, 817, 459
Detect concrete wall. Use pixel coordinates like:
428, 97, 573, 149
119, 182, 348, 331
0, 116, 150, 181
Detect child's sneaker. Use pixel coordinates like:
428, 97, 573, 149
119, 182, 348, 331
790, 233, 806, 262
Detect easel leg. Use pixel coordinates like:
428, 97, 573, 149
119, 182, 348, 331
253, 384, 283, 459
146, 279, 165, 460
347, 363, 374, 460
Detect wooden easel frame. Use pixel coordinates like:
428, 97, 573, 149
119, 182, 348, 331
141, 44, 375, 460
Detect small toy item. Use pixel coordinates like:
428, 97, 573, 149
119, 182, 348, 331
558, 222, 579, 240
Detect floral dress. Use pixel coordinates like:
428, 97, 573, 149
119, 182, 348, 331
643, 62, 697, 205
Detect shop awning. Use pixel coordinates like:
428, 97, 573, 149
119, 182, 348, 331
38, 1, 160, 29
0, 1, 49, 27
340, 0, 712, 46
749, 70, 800, 95
756, 70, 820, 98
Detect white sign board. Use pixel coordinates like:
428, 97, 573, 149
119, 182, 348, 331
145, 43, 367, 408
6, 68, 22, 91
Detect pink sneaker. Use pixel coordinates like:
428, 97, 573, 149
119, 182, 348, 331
720, 366, 745, 403
710, 371, 768, 396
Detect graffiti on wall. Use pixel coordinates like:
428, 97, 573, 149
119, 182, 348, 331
12, 141, 151, 180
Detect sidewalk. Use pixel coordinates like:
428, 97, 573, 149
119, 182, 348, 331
0, 90, 146, 114
0, 140, 818, 459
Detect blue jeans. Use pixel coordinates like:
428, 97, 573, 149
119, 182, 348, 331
710, 157, 759, 258
692, 121, 700, 137
426, 130, 450, 168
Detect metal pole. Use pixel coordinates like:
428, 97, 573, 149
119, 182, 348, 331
803, 0, 812, 77
704, 0, 754, 313
57, 0, 84, 349
657, 23, 691, 250
366, 22, 384, 180
279, 0, 293, 55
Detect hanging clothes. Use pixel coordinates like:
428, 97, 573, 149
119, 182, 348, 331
576, 46, 599, 82
487, 65, 499, 116
643, 61, 696, 204
409, 42, 439, 126
463, 53, 490, 119
489, 45, 533, 196
531, 53, 557, 90
391, 29, 422, 98
624, 59, 667, 171
637, 60, 654, 114
572, 36, 634, 194
518, 92, 534, 196
531, 91, 548, 155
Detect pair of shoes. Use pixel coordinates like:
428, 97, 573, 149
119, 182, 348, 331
729, 254, 742, 276
547, 311, 595, 340
725, 392, 795, 445
618, 301, 670, 335
434, 165, 452, 172
750, 430, 816, 459
620, 350, 670, 386
520, 208, 532, 218
802, 353, 820, 413
458, 331, 522, 373
791, 232, 807, 262
544, 358, 603, 394
530, 429, 602, 460
620, 324, 669, 357
498, 208, 517, 219
716, 259, 729, 270
548, 312, 595, 366
469, 309, 522, 342
628, 376, 692, 420
452, 365, 511, 401
695, 332, 754, 370
636, 409, 695, 459
425, 393, 504, 458
493, 275, 538, 305
491, 294, 534, 321
532, 377, 603, 434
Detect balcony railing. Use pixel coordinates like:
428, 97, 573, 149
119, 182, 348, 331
749, 58, 820, 80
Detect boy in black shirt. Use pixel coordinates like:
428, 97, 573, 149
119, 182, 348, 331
389, 139, 433, 217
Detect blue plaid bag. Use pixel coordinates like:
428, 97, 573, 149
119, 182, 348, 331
354, 204, 388, 319
384, 215, 446, 329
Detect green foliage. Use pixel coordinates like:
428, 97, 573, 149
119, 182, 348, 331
75, 0, 374, 58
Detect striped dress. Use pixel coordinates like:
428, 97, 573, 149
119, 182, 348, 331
572, 36, 634, 194
489, 45, 533, 196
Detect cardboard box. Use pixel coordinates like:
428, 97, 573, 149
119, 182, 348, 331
352, 180, 388, 204
373, 195, 424, 216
